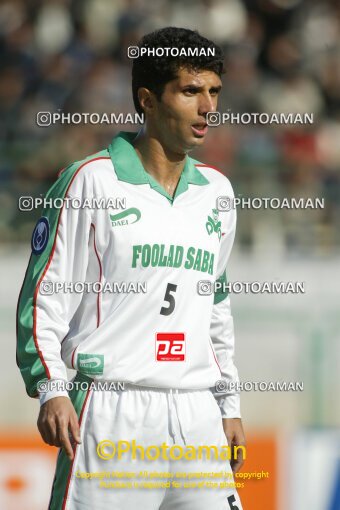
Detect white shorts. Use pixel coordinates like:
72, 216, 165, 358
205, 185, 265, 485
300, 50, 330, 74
48, 374, 243, 510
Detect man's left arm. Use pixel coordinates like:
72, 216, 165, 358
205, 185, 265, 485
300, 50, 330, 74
210, 193, 246, 473
210, 292, 246, 472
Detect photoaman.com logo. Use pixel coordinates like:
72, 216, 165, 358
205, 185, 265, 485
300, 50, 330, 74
96, 439, 246, 462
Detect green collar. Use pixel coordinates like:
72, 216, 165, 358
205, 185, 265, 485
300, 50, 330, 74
108, 131, 209, 202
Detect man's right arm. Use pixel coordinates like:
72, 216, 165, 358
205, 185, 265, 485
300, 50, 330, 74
16, 163, 93, 458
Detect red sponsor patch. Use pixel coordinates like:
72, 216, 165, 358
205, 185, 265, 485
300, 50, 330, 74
155, 333, 185, 361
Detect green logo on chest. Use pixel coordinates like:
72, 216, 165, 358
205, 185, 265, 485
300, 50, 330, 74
206, 208, 221, 241
110, 208, 141, 227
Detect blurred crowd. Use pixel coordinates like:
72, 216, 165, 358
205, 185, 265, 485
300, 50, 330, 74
1, 0, 340, 254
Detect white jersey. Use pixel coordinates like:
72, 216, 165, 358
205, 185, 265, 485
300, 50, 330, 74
16, 131, 241, 417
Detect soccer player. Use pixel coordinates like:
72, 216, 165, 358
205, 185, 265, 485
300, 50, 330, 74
17, 27, 245, 510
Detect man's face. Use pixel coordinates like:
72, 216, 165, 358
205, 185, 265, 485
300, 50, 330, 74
147, 67, 222, 154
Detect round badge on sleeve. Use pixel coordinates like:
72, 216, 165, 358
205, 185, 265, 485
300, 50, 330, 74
31, 217, 50, 255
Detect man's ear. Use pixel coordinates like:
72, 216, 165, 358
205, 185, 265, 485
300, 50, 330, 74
138, 87, 156, 116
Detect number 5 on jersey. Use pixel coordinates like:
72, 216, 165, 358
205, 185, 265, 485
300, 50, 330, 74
160, 283, 177, 316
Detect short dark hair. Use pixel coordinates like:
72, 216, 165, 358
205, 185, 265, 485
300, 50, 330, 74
132, 27, 225, 116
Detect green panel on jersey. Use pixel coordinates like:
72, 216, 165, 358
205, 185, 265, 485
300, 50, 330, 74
214, 270, 229, 304
108, 131, 209, 203
48, 372, 93, 510
16, 150, 109, 397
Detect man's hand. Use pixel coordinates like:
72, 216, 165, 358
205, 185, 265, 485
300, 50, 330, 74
223, 418, 246, 473
37, 396, 81, 460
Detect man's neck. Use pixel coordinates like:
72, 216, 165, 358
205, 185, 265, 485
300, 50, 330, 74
133, 131, 186, 197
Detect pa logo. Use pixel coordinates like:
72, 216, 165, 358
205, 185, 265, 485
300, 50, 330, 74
31, 217, 50, 254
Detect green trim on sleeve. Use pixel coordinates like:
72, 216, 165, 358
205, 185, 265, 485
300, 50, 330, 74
214, 270, 229, 305
16, 150, 108, 397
